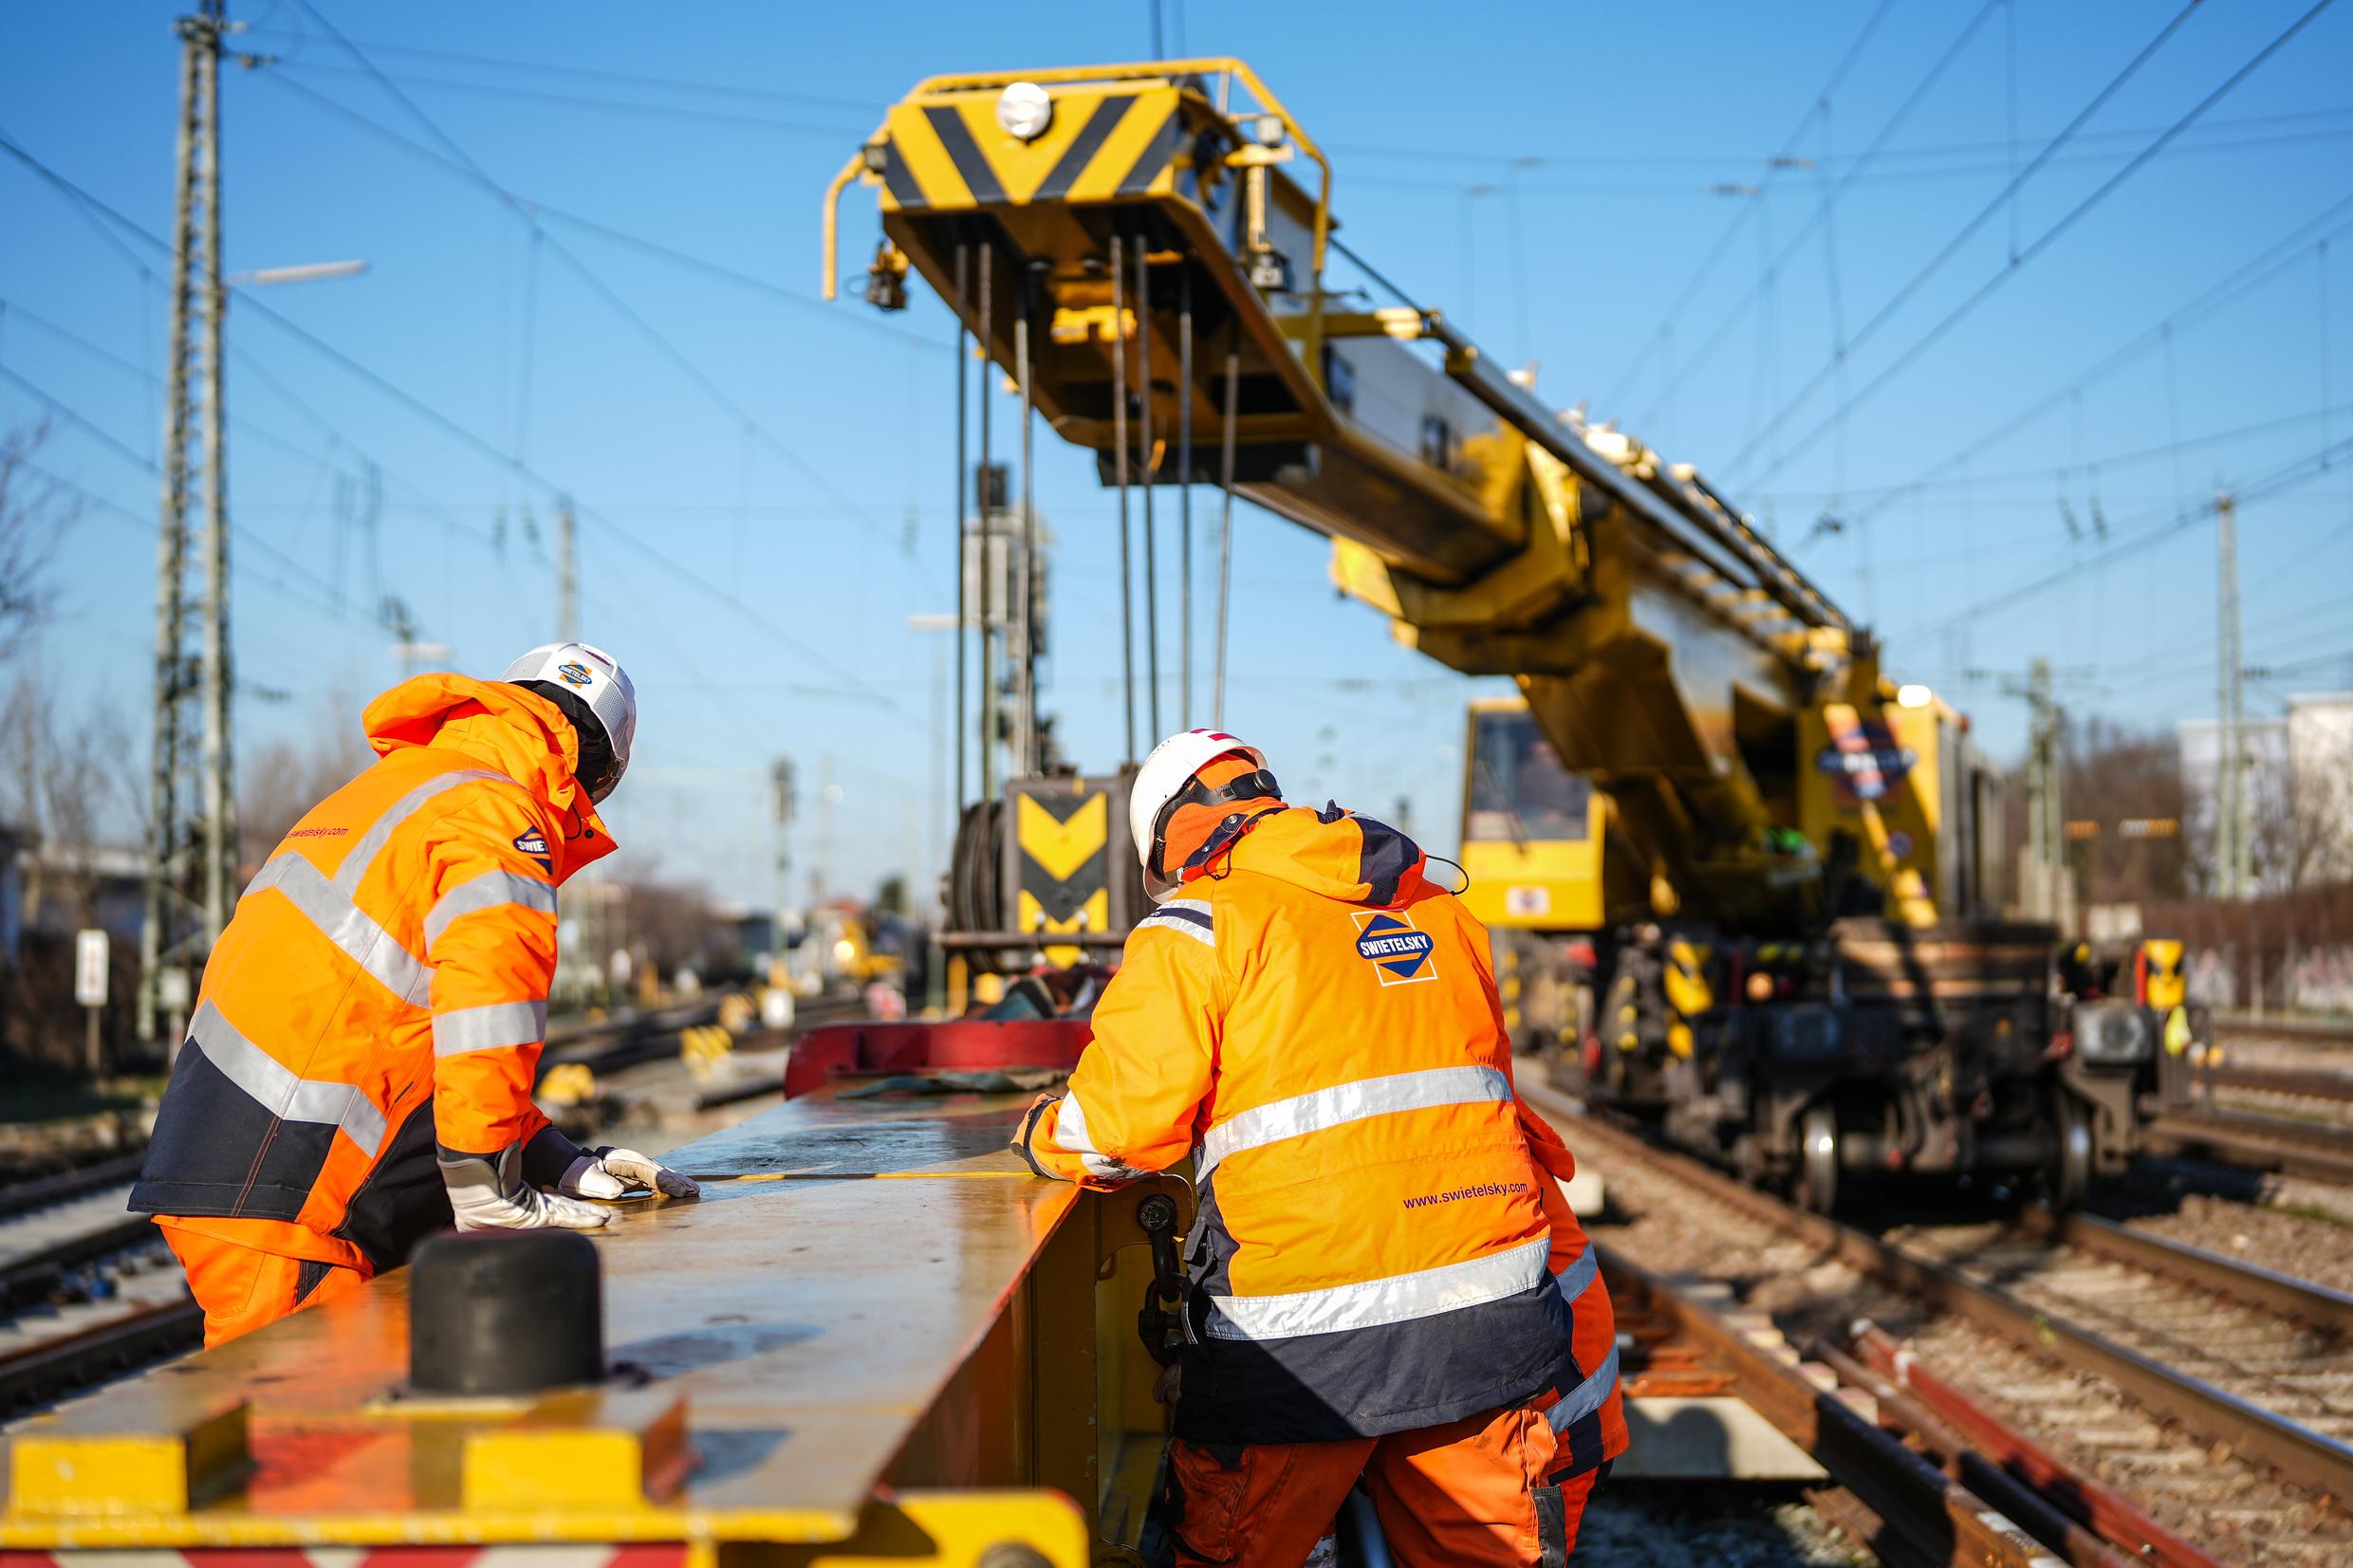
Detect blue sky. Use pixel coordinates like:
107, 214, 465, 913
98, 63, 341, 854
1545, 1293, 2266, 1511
5, 0, 2350, 907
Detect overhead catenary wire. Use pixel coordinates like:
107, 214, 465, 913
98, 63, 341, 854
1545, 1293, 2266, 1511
1603, 0, 1899, 413
1752, 399, 2353, 503
17, 452, 365, 634
1329, 105, 2353, 173
1722, 0, 2209, 481
1728, 0, 2342, 489
0, 120, 920, 722
255, 43, 932, 592
249, 69, 930, 352
262, 58, 866, 140
0, 290, 556, 628
233, 25, 2353, 177
242, 28, 880, 114
1632, 0, 2002, 433
1842, 191, 2353, 528
1901, 430, 2353, 642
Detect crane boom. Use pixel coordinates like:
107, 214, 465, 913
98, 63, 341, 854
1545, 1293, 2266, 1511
826, 58, 1954, 930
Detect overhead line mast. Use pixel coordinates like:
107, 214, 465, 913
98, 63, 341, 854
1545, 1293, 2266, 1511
140, 0, 242, 1045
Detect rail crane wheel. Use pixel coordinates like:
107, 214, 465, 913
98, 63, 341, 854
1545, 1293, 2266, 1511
1799, 1104, 1840, 1213
2047, 1092, 2093, 1212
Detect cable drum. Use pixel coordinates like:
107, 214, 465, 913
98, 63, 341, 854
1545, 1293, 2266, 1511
948, 798, 1011, 972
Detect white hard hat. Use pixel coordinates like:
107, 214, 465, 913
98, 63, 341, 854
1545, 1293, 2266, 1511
501, 641, 638, 802
1130, 729, 1278, 901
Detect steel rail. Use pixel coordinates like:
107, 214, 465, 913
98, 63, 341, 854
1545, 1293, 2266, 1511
0, 1153, 145, 1221
1840, 1325, 2230, 1568
1602, 1248, 2069, 1568
0, 1210, 156, 1312
2194, 1061, 2353, 1103
1807, 1338, 2142, 1568
2021, 1207, 2353, 1336
1532, 1085, 2353, 1503
2142, 1109, 2353, 1186
2213, 1014, 2353, 1046
0, 1296, 203, 1417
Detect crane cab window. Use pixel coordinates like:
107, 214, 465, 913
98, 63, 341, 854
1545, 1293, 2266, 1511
1468, 710, 1590, 842
1419, 414, 1458, 473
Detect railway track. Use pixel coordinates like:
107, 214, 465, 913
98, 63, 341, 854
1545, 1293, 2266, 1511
0, 1165, 198, 1419
2214, 1016, 2353, 1049
1531, 1079, 2353, 1564
2148, 1055, 2353, 1185
2142, 1107, 2353, 1186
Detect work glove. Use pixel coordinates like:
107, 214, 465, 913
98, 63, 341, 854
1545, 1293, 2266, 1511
520, 1125, 701, 1203
1010, 1093, 1060, 1179
438, 1140, 613, 1231
556, 1144, 702, 1202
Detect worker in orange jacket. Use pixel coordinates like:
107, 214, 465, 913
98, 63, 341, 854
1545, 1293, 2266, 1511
131, 643, 698, 1346
1013, 729, 1626, 1567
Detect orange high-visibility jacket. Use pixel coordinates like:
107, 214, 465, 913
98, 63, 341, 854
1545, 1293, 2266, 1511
1018, 806, 1627, 1459
131, 674, 615, 1274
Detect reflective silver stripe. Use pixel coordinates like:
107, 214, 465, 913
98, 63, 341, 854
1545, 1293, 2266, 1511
1052, 1091, 1150, 1183
1555, 1242, 1600, 1307
247, 853, 431, 1005
1135, 897, 1214, 950
190, 1000, 388, 1152
1197, 1065, 1513, 1180
433, 999, 548, 1058
422, 869, 557, 951
1202, 1236, 1551, 1341
332, 768, 508, 895
1547, 1342, 1622, 1431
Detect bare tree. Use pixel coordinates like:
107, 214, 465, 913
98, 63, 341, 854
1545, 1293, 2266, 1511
2060, 716, 2190, 905
0, 421, 75, 666
4, 682, 139, 932
2249, 746, 2353, 895
1, 678, 140, 1073
237, 691, 373, 873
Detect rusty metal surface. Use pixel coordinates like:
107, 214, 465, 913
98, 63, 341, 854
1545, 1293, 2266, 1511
1845, 1325, 2230, 1568
1601, 1248, 2065, 1568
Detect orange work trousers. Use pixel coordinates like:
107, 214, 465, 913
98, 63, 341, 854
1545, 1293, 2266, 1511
1168, 1394, 1605, 1567
159, 1225, 368, 1348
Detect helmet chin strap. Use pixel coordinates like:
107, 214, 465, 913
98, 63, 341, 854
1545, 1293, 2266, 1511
1151, 768, 1282, 883
1177, 802, 1287, 884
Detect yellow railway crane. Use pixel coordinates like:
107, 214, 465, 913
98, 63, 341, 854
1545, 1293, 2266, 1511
823, 58, 2152, 1208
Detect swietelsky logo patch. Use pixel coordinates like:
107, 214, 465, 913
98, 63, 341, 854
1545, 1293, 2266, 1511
1352, 908, 1436, 986
513, 827, 552, 875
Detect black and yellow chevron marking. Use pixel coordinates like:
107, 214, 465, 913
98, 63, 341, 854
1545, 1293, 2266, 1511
1015, 785, 1112, 966
880, 86, 1188, 212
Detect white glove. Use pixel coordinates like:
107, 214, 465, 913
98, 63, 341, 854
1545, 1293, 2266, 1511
557, 1145, 702, 1202
438, 1141, 613, 1231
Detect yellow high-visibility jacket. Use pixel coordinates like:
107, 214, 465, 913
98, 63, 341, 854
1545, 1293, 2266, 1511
1017, 805, 1627, 1461
132, 674, 615, 1274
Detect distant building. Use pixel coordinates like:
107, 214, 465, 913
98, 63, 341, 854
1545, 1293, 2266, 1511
5, 840, 150, 946
2177, 692, 2353, 892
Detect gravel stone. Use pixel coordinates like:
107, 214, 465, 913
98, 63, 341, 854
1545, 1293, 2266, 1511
1572, 1484, 1872, 1566
1567, 1123, 2353, 1566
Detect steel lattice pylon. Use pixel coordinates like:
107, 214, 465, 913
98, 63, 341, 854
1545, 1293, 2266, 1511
139, 0, 237, 1045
